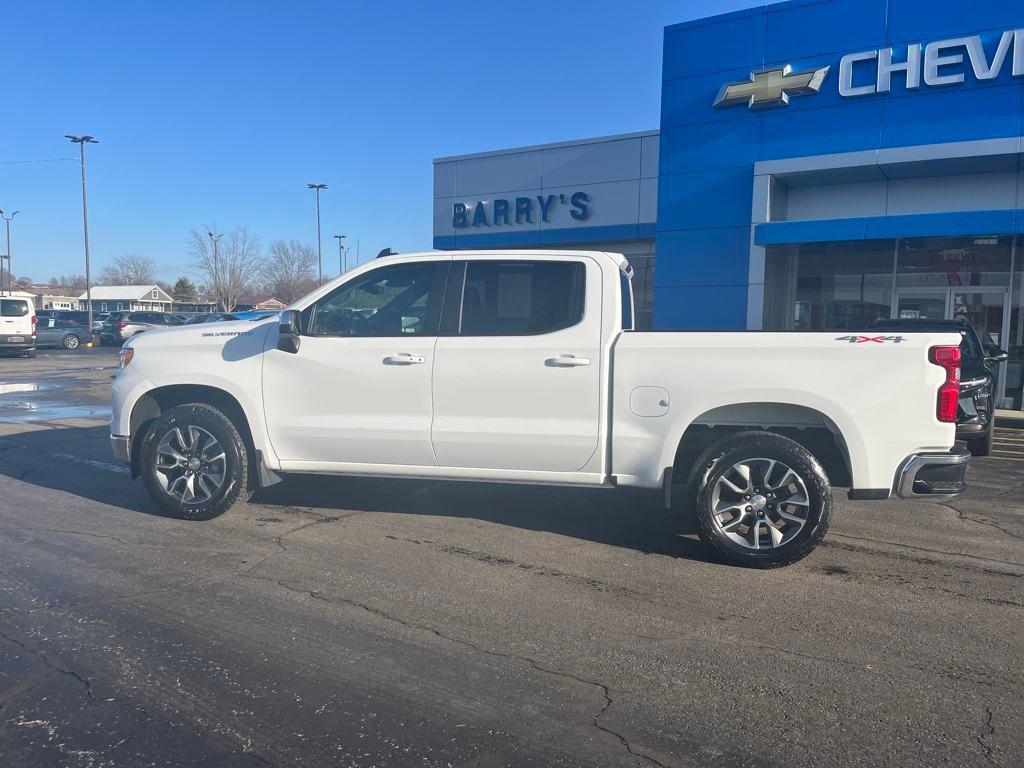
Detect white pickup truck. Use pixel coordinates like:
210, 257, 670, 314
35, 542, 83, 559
111, 250, 969, 567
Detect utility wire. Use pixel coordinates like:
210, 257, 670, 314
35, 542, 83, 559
0, 156, 79, 165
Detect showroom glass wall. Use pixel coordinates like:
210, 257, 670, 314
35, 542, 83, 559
764, 235, 1024, 409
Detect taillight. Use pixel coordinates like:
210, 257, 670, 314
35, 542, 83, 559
31, 315, 37, 337
929, 345, 961, 423
118, 321, 128, 329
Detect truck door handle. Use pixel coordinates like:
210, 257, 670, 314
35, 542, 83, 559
383, 353, 426, 365
546, 354, 591, 367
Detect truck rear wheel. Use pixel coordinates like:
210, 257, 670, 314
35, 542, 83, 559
693, 432, 831, 568
139, 403, 250, 520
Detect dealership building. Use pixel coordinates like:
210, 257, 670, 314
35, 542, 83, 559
434, 0, 1024, 409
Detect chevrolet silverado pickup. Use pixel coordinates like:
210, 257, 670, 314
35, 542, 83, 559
110, 250, 969, 567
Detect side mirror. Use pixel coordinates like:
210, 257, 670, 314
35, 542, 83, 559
986, 349, 1009, 364
277, 309, 302, 354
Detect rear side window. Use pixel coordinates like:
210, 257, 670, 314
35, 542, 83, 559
459, 261, 585, 336
1, 300, 30, 317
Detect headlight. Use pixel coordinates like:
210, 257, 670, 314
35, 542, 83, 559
119, 348, 134, 368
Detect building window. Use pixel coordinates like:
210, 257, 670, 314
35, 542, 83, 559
763, 240, 896, 332
151, 289, 159, 299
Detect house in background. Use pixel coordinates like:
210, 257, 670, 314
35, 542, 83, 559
234, 295, 286, 312
78, 285, 174, 313
37, 294, 77, 311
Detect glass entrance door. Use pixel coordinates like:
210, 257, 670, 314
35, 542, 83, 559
894, 290, 949, 321
893, 288, 1011, 404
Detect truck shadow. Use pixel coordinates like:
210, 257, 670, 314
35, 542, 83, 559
0, 424, 712, 563
256, 474, 710, 561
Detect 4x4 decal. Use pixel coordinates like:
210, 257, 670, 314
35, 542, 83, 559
835, 335, 905, 344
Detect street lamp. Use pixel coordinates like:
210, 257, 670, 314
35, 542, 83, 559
333, 234, 347, 275
208, 231, 223, 311
66, 134, 98, 332
0, 209, 17, 296
307, 183, 327, 285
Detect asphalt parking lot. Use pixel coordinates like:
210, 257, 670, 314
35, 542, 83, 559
0, 347, 1021, 768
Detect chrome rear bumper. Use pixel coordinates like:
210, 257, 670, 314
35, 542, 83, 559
895, 450, 970, 499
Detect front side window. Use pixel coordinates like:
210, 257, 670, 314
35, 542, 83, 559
0, 300, 30, 317
459, 260, 585, 336
307, 261, 447, 337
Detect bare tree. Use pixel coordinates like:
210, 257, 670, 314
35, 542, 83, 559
261, 240, 318, 303
99, 254, 158, 285
190, 225, 262, 311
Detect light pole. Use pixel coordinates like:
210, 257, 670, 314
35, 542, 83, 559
333, 234, 347, 275
0, 209, 17, 296
66, 135, 98, 332
307, 183, 327, 285
208, 231, 223, 311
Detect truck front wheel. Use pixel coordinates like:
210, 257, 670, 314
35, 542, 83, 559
694, 432, 831, 568
139, 403, 250, 520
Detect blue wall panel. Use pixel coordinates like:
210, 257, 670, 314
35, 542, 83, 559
659, 120, 760, 175
661, 70, 761, 128
760, 100, 884, 161
765, 0, 887, 63
886, 0, 1024, 46
657, 168, 754, 232
663, 11, 765, 81
655, 0, 1024, 331
880, 85, 1024, 149
654, 228, 753, 287
653, 285, 749, 330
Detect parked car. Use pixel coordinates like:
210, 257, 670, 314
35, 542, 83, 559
868, 318, 1008, 456
112, 250, 970, 568
38, 309, 91, 327
185, 313, 241, 324
100, 311, 183, 345
232, 310, 279, 322
35, 318, 92, 350
91, 313, 109, 334
0, 297, 36, 357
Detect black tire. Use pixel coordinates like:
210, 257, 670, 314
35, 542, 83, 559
966, 420, 994, 457
24, 349, 36, 358
62, 334, 81, 350
139, 403, 250, 520
693, 431, 831, 568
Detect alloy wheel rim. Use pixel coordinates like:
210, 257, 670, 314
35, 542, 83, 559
710, 457, 810, 550
154, 425, 227, 505
66, 336, 79, 349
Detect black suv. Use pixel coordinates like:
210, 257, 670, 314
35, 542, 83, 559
868, 318, 1008, 455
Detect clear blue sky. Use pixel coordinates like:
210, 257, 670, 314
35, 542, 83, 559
1, 0, 758, 284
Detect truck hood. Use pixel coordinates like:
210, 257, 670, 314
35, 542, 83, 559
129, 318, 277, 345
124, 318, 278, 380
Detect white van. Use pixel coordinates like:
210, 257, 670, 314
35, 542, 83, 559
0, 297, 37, 357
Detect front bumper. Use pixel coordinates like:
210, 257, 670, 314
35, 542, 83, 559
895, 450, 970, 499
111, 435, 130, 463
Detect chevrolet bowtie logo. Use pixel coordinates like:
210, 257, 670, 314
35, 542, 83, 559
713, 65, 830, 109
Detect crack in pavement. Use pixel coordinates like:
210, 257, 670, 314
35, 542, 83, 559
977, 706, 1000, 766
261, 577, 673, 768
0, 631, 97, 705
0, 525, 130, 546
825, 533, 1024, 573
942, 501, 1024, 542
238, 510, 361, 578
